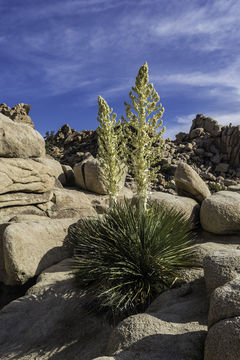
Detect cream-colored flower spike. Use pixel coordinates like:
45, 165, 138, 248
122, 62, 165, 209
97, 95, 126, 208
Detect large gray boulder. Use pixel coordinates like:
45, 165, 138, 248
200, 191, 240, 234
148, 191, 200, 228
106, 281, 208, 360
0, 113, 45, 157
204, 317, 240, 360
74, 155, 127, 195
174, 163, 211, 203
203, 250, 240, 296
208, 277, 240, 328
0, 259, 112, 360
1, 218, 77, 285
0, 158, 55, 194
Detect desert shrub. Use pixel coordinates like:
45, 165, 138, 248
69, 199, 195, 321
161, 163, 172, 174
208, 182, 226, 193
44, 130, 58, 158
164, 181, 176, 190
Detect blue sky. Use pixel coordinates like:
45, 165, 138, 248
1, 0, 240, 139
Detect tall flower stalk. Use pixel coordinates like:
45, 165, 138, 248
97, 96, 125, 208
123, 62, 165, 209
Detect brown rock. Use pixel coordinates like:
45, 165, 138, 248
74, 155, 127, 195
174, 163, 211, 203
190, 114, 222, 137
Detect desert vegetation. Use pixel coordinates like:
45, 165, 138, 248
69, 62, 195, 321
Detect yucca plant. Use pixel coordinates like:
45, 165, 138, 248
96, 95, 126, 208
69, 199, 195, 321
122, 62, 165, 209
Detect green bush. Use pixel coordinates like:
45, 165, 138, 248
44, 130, 58, 158
208, 182, 226, 193
69, 199, 195, 321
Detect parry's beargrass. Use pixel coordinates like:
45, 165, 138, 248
70, 62, 195, 321
96, 96, 126, 208
70, 199, 195, 320
122, 62, 165, 209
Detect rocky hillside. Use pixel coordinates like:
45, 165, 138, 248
45, 114, 240, 193
1, 103, 239, 192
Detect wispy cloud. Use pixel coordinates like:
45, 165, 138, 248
164, 113, 196, 139
0, 0, 239, 135
151, 0, 240, 52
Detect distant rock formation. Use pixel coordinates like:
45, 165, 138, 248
189, 114, 240, 169
45, 124, 98, 166
0, 103, 34, 128
45, 114, 240, 193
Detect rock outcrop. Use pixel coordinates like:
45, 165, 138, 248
0, 103, 34, 127
0, 258, 208, 360
0, 116, 97, 287
203, 250, 240, 296
208, 277, 240, 328
205, 317, 240, 360
0, 259, 112, 360
106, 280, 208, 360
0, 158, 55, 194
0, 113, 45, 157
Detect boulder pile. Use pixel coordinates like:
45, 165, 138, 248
43, 113, 240, 193
0, 112, 97, 286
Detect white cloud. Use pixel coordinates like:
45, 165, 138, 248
152, 59, 240, 106
151, 0, 240, 51
207, 112, 240, 127
164, 113, 195, 139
